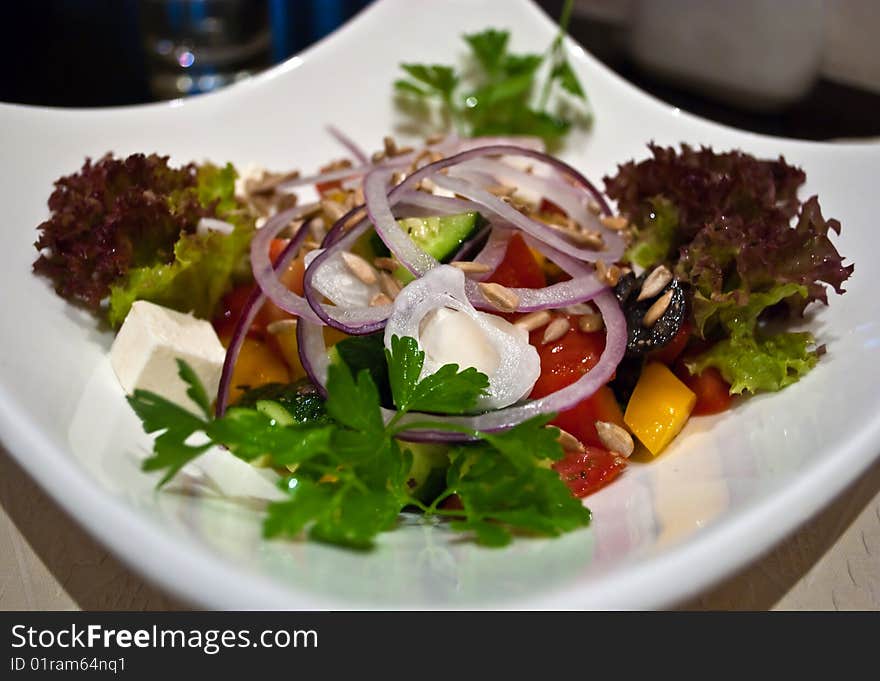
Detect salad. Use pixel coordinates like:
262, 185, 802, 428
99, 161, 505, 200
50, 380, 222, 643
31, 25, 852, 550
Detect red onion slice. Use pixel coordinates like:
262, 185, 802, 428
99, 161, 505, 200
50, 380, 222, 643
460, 226, 512, 281
302, 214, 393, 334
383, 265, 541, 411
431, 173, 623, 263
295, 284, 626, 440
451, 157, 622, 251
363, 167, 439, 276
216, 222, 310, 416
394, 289, 626, 440
362, 144, 616, 274
296, 319, 331, 398
395, 190, 484, 216
250, 207, 323, 324
326, 125, 368, 165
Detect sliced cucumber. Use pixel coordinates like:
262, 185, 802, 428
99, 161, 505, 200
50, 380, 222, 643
394, 212, 483, 283
401, 442, 450, 505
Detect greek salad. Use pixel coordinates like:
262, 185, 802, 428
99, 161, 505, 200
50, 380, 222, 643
31, 25, 852, 549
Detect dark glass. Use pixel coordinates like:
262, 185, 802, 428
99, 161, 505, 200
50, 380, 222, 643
139, 0, 271, 99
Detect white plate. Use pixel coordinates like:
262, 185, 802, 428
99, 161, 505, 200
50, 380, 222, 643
1, 0, 878, 610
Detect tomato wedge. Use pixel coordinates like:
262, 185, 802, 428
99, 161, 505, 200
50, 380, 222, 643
486, 232, 546, 289
552, 446, 627, 498
675, 363, 733, 415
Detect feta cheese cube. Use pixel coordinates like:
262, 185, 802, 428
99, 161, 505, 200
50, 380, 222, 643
110, 300, 226, 414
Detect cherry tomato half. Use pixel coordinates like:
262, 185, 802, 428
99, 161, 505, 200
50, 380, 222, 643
486, 232, 547, 290
552, 446, 627, 498
675, 363, 733, 415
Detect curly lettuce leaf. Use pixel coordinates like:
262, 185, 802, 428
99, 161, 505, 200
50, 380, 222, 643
625, 197, 678, 269
606, 143, 852, 395
687, 331, 819, 395
688, 282, 820, 394
107, 223, 251, 327
107, 162, 252, 327
34, 154, 251, 326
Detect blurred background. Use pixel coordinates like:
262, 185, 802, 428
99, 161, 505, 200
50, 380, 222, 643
0, 0, 877, 141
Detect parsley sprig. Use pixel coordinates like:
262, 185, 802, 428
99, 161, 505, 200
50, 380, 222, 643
393, 0, 589, 145
128, 337, 590, 549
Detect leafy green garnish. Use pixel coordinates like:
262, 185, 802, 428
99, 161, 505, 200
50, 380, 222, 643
393, 0, 589, 145
686, 282, 820, 394
385, 335, 489, 415
129, 338, 589, 549
107, 163, 253, 327
624, 197, 679, 269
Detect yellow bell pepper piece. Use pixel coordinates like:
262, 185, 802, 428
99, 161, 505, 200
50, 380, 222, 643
624, 362, 696, 456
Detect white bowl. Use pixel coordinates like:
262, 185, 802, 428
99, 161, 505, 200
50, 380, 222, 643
1, 0, 878, 609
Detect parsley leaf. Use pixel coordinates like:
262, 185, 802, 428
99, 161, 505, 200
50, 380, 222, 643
385, 335, 488, 414
174, 358, 213, 418
464, 28, 509, 74
399, 64, 458, 100
481, 414, 562, 471
551, 59, 586, 99
442, 430, 591, 547
131, 345, 588, 551
325, 362, 385, 436
393, 0, 588, 145
127, 361, 212, 487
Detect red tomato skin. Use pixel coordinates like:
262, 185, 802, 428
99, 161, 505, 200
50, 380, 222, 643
486, 232, 546, 290
213, 239, 301, 340
539, 198, 566, 217
551, 387, 625, 449
214, 283, 263, 340
527, 320, 625, 448
675, 363, 734, 415
315, 179, 343, 196
528, 320, 605, 398
552, 446, 627, 498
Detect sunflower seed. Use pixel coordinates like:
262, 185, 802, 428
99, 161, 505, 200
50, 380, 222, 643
320, 198, 346, 223
514, 310, 552, 332
341, 252, 378, 285
637, 265, 673, 301
542, 317, 571, 344
426, 133, 446, 145
578, 313, 604, 332
266, 319, 297, 335
450, 261, 492, 274
391, 171, 407, 186
417, 177, 438, 193
371, 150, 386, 163
556, 428, 585, 453
373, 257, 398, 271
487, 184, 517, 197
595, 421, 634, 457
595, 260, 621, 286
383, 136, 398, 156
379, 271, 402, 299
573, 230, 605, 250
599, 215, 629, 231
369, 292, 392, 307
642, 289, 673, 327
478, 282, 520, 312
587, 200, 602, 215
250, 170, 301, 195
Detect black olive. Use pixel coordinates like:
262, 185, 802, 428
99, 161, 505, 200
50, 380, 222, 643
608, 355, 644, 407
614, 271, 690, 356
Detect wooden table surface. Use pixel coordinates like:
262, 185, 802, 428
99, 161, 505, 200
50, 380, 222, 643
2, 444, 878, 611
